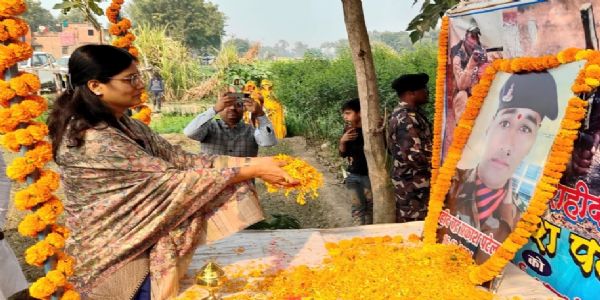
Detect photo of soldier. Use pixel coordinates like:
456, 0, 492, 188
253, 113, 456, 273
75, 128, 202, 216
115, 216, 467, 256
449, 22, 503, 124
445, 71, 558, 262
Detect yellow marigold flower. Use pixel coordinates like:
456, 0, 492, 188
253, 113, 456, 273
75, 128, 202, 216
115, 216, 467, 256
35, 196, 63, 224
52, 224, 70, 239
29, 277, 57, 299
60, 290, 81, 300
6, 156, 36, 181
18, 213, 46, 237
265, 154, 323, 205
56, 252, 75, 276
46, 270, 67, 287
46, 232, 66, 249
585, 77, 600, 87
25, 240, 55, 267
9, 72, 41, 96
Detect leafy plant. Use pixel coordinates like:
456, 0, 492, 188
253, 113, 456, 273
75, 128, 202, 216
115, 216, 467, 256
149, 113, 196, 134
247, 214, 302, 230
133, 24, 206, 102
268, 43, 438, 144
407, 0, 459, 43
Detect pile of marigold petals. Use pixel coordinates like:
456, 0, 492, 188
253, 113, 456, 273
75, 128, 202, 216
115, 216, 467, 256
216, 235, 494, 300
265, 154, 323, 205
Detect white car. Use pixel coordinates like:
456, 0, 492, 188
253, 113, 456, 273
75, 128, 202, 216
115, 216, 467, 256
57, 55, 69, 71
18, 52, 59, 93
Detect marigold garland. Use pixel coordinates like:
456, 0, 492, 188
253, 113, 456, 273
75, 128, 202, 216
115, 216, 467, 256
106, 0, 151, 124
0, 1, 80, 298
264, 154, 323, 205
423, 47, 596, 285
430, 16, 449, 185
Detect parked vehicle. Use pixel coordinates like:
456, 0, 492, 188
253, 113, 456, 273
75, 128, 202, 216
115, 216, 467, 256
18, 52, 60, 93
57, 55, 70, 71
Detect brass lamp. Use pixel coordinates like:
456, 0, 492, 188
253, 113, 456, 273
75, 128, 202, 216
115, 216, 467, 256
195, 261, 225, 300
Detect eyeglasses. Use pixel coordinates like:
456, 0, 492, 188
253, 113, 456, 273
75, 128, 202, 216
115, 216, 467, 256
108, 73, 144, 86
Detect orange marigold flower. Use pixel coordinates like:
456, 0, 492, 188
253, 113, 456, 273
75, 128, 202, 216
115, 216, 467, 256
45, 232, 66, 249
18, 213, 46, 237
2, 17, 29, 39
56, 252, 76, 276
9, 72, 41, 96
61, 290, 81, 300
46, 270, 67, 287
29, 277, 57, 299
6, 156, 36, 181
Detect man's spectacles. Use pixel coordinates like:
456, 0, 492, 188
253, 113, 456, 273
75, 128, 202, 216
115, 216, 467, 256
108, 73, 144, 86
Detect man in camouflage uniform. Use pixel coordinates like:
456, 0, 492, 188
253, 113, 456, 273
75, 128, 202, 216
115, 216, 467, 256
387, 73, 432, 223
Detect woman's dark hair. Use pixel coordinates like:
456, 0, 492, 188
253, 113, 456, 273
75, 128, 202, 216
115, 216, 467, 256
48, 44, 137, 159
341, 98, 360, 113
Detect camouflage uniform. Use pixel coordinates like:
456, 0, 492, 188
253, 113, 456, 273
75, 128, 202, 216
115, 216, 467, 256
387, 101, 433, 222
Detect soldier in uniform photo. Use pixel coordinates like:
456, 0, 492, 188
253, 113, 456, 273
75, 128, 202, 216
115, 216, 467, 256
446, 71, 558, 259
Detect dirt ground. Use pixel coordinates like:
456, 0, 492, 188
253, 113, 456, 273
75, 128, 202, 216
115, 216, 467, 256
2, 133, 352, 288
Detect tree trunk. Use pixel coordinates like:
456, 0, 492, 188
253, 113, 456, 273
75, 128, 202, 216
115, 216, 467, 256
341, 0, 395, 223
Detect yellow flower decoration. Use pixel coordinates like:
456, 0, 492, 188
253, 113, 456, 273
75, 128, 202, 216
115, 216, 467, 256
265, 154, 323, 205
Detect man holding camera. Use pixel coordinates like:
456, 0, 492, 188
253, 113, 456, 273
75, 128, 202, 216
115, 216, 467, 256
183, 92, 277, 157
450, 24, 499, 122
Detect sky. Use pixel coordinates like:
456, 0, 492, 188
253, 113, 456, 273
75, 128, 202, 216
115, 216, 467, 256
40, 0, 422, 47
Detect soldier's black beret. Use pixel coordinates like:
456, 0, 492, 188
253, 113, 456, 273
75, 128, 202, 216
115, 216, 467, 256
391, 73, 429, 96
497, 71, 558, 121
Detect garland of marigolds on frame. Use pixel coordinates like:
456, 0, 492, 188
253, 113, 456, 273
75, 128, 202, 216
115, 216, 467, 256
423, 46, 598, 284
430, 16, 449, 185
106, 0, 152, 124
0, 1, 79, 299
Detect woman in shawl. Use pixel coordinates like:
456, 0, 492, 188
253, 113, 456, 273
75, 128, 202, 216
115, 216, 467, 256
48, 44, 298, 300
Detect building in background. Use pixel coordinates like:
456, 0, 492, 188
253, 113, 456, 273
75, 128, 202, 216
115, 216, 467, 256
26, 23, 109, 60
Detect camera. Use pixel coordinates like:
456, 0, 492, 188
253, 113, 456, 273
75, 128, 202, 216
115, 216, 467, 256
472, 45, 487, 64
231, 93, 251, 104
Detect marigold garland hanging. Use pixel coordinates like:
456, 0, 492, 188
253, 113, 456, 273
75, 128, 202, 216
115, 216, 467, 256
423, 47, 596, 285
430, 16, 449, 185
0, 0, 80, 299
106, 0, 151, 124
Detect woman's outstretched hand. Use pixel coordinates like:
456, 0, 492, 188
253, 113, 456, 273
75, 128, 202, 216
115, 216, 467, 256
256, 157, 299, 188
233, 157, 299, 187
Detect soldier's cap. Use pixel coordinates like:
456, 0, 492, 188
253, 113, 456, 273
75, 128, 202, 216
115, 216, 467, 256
391, 73, 429, 96
497, 71, 558, 121
466, 25, 481, 36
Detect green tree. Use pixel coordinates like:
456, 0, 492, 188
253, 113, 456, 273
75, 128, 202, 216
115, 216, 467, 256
127, 0, 225, 50
224, 38, 251, 55
23, 0, 58, 32
57, 9, 86, 25
407, 0, 458, 43
291, 41, 309, 57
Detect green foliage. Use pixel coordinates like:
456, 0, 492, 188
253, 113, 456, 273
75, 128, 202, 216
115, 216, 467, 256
407, 0, 459, 43
225, 63, 272, 88
23, 0, 59, 32
53, 0, 103, 30
149, 113, 196, 134
247, 214, 302, 230
57, 8, 86, 24
127, 0, 225, 50
269, 43, 438, 143
370, 31, 439, 52
224, 38, 251, 55
133, 24, 206, 101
